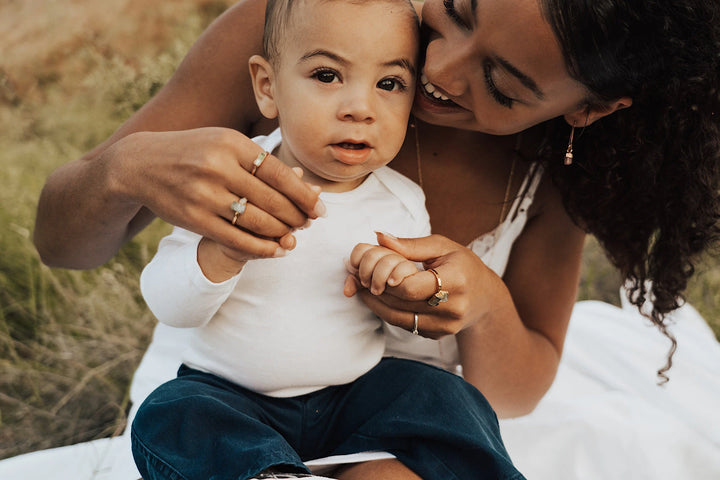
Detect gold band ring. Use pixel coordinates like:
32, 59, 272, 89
412, 313, 419, 335
426, 268, 449, 306
231, 197, 248, 226
250, 151, 269, 176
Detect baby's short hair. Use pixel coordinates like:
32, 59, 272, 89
262, 0, 419, 65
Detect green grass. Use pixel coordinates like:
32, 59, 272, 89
0, 0, 718, 461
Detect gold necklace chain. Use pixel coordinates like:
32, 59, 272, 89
412, 116, 517, 227
412, 117, 424, 189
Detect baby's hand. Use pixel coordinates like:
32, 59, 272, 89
197, 237, 256, 283
344, 242, 420, 297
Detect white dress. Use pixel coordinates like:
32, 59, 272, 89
2, 163, 719, 480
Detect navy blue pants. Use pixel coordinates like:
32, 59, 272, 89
131, 358, 525, 480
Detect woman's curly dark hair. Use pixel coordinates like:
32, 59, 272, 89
540, 0, 720, 381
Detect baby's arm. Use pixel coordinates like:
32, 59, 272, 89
140, 228, 245, 328
196, 236, 254, 283
344, 243, 420, 297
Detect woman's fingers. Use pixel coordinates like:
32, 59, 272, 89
355, 289, 462, 340
209, 214, 289, 260
220, 193, 293, 239
375, 232, 459, 264
233, 144, 326, 224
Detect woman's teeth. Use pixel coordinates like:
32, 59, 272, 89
421, 73, 450, 102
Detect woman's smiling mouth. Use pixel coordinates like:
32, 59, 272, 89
421, 73, 452, 103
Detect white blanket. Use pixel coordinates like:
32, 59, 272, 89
2, 299, 719, 480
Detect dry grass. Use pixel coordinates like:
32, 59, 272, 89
0, 0, 718, 462
0, 0, 235, 459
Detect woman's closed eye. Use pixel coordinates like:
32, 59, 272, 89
483, 61, 515, 109
443, 0, 471, 29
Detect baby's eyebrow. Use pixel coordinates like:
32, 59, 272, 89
299, 49, 346, 64
384, 58, 417, 77
300, 50, 416, 76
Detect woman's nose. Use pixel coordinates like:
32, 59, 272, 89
423, 39, 470, 97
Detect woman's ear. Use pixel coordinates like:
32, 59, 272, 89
564, 97, 633, 126
249, 55, 279, 119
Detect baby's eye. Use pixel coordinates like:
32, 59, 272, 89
377, 78, 407, 92
313, 69, 339, 83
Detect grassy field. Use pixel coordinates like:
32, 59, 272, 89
0, 0, 718, 461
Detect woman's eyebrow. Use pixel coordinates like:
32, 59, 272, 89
495, 55, 545, 100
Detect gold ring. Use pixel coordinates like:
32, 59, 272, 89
412, 313, 419, 335
426, 268, 449, 306
231, 197, 248, 226
250, 151, 268, 176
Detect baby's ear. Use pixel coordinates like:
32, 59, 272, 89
564, 97, 633, 127
249, 55, 279, 119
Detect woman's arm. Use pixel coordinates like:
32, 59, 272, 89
33, 0, 323, 269
457, 179, 585, 417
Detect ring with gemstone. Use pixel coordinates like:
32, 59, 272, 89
250, 151, 269, 176
426, 268, 449, 306
231, 197, 248, 225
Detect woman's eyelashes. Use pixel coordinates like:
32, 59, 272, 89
483, 62, 515, 108
443, 0, 471, 29
442, 0, 517, 109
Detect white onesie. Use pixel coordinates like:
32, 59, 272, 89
140, 128, 431, 397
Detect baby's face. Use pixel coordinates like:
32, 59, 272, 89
272, 0, 419, 192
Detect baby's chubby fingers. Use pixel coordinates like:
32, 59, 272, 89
348, 243, 401, 289
370, 256, 420, 295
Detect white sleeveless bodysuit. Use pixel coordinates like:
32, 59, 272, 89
384, 163, 545, 370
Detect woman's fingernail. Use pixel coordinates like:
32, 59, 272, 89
314, 199, 327, 218
273, 248, 287, 258
375, 231, 397, 240
292, 167, 304, 178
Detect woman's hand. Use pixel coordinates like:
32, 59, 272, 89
35, 126, 326, 269
345, 232, 500, 339
112, 127, 325, 256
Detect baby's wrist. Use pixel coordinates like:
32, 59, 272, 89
197, 237, 246, 283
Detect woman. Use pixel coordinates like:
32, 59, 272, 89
32, 0, 720, 478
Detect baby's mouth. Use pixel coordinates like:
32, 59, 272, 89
337, 142, 368, 150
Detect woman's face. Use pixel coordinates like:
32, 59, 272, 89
414, 0, 590, 135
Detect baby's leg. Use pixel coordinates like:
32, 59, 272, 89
313, 358, 526, 480
131, 365, 310, 480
